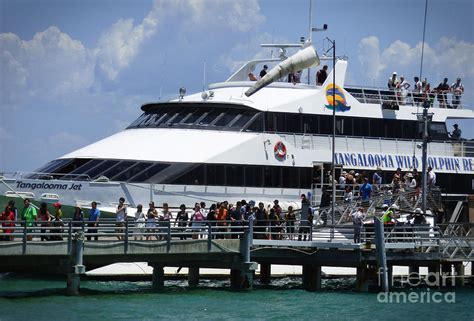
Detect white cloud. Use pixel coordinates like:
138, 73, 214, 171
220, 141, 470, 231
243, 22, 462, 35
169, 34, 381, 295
94, 3, 161, 80
357, 36, 474, 86
358, 36, 385, 82
0, 27, 95, 107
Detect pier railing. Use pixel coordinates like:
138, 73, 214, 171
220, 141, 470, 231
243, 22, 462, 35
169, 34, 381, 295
1, 219, 461, 257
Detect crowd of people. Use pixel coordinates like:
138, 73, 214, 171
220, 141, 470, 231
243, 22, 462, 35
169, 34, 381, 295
387, 72, 464, 108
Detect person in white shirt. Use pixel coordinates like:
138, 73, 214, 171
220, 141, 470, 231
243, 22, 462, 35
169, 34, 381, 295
388, 72, 399, 90
397, 75, 411, 104
116, 197, 127, 240
351, 207, 365, 243
450, 78, 464, 109
427, 167, 436, 188
413, 76, 423, 105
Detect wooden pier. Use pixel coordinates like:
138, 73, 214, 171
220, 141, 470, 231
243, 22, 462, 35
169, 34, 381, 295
0, 220, 472, 294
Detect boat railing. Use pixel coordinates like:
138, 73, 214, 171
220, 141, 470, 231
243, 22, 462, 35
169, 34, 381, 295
0, 171, 92, 181
345, 85, 467, 110
277, 132, 474, 157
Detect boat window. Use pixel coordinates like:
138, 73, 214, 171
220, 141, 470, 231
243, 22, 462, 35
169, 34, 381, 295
167, 109, 189, 125
369, 118, 383, 137
264, 166, 281, 187
129, 163, 170, 183
171, 164, 205, 185
245, 113, 264, 132
265, 112, 275, 132
112, 162, 154, 182
51, 158, 90, 177
198, 109, 222, 125
385, 119, 402, 139
281, 167, 300, 189
226, 165, 244, 186
101, 161, 136, 180
244, 166, 263, 187
214, 109, 240, 127
128, 113, 148, 127
61, 159, 104, 180
286, 113, 302, 133
28, 159, 72, 179
354, 117, 370, 137
319, 115, 331, 135
230, 111, 255, 129
302, 115, 317, 134
401, 120, 418, 139
429, 122, 448, 141
84, 160, 121, 179
182, 109, 206, 125
206, 164, 225, 185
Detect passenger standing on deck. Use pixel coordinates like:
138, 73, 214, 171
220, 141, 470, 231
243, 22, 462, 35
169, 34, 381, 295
0, 205, 15, 241
50, 208, 64, 241
435, 78, 450, 108
216, 203, 228, 239
351, 207, 365, 243
21, 199, 37, 241
52, 202, 62, 219
115, 197, 127, 240
273, 200, 283, 220
37, 203, 51, 241
319, 186, 331, 225
427, 166, 436, 188
134, 204, 145, 241
160, 203, 173, 240
206, 204, 217, 239
8, 200, 18, 221
397, 76, 410, 104
450, 78, 464, 109
255, 202, 268, 239
72, 205, 84, 229
259, 65, 268, 78
284, 206, 296, 240
388, 72, 399, 89
248, 73, 257, 81
146, 202, 158, 241
413, 76, 423, 105
190, 203, 205, 239
87, 201, 100, 241
316, 65, 328, 85
449, 124, 462, 140
372, 167, 382, 190
360, 178, 373, 207
175, 204, 189, 240
343, 186, 353, 203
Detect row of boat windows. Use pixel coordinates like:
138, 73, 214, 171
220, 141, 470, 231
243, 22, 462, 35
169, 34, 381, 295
29, 158, 312, 188
127, 106, 448, 141
30, 158, 472, 193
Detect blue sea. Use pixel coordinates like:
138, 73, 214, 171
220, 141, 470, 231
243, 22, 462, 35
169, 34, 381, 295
0, 274, 472, 321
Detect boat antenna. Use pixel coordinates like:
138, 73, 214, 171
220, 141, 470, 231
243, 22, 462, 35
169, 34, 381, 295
202, 61, 207, 92
419, 0, 428, 80
307, 0, 313, 84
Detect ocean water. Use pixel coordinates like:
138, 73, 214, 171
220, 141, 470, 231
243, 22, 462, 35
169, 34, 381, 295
0, 274, 473, 321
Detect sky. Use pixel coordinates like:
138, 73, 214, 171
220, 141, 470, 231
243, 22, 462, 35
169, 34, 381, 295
1, 0, 473, 172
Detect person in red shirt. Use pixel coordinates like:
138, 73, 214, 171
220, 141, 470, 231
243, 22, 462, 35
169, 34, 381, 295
1, 205, 15, 241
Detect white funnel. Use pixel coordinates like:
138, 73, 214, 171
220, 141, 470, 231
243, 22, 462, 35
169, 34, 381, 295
245, 46, 319, 97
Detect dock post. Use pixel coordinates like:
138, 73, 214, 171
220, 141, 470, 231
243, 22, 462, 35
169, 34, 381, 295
302, 264, 322, 291
231, 223, 256, 290
259, 263, 271, 284
374, 218, 389, 292
454, 263, 465, 287
151, 264, 165, 290
408, 265, 420, 285
66, 231, 85, 295
188, 266, 200, 288
441, 262, 454, 287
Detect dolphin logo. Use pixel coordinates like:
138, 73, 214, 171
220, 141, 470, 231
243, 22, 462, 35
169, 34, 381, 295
325, 83, 351, 112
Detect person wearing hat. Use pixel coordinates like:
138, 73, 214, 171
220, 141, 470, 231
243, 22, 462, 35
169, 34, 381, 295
404, 172, 416, 192
72, 204, 84, 228
388, 72, 399, 90
412, 208, 426, 225
449, 124, 461, 140
259, 64, 268, 78
381, 204, 395, 225
450, 77, 464, 108
53, 202, 63, 219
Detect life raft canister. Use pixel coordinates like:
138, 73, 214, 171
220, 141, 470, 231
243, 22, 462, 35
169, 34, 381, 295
274, 141, 287, 161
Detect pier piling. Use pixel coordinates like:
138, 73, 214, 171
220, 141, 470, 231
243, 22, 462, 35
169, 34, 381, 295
66, 231, 85, 295
151, 264, 165, 290
302, 264, 322, 291
188, 267, 200, 288
259, 263, 271, 284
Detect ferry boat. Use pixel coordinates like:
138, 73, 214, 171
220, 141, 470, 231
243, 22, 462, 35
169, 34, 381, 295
1, 42, 473, 215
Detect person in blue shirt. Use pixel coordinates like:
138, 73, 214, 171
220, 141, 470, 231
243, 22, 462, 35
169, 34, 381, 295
87, 201, 100, 241
360, 177, 373, 207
